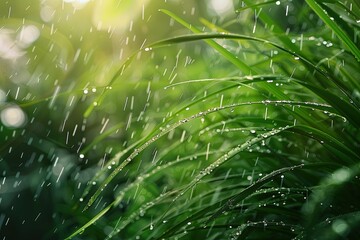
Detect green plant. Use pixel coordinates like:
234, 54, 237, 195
1, 0, 359, 239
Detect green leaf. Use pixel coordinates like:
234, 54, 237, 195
305, 0, 360, 61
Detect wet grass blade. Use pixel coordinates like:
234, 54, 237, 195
206, 164, 305, 224
305, 0, 360, 61
241, 0, 301, 54
65, 204, 112, 240
159, 9, 253, 74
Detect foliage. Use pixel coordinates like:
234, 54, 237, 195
0, 0, 359, 239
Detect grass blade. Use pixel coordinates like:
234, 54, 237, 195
305, 0, 360, 61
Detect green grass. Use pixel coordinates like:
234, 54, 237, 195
0, 0, 359, 239
66, 1, 360, 239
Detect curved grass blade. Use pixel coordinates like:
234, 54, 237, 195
206, 164, 302, 224
83, 55, 135, 118
235, 0, 279, 12
65, 204, 112, 240
241, 0, 301, 54
159, 9, 253, 74
67, 150, 216, 239
294, 81, 360, 128
84, 100, 335, 209
80, 136, 145, 200
288, 125, 360, 163
169, 125, 293, 206
149, 31, 359, 108
305, 0, 360, 61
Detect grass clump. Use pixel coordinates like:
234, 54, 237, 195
0, 0, 359, 239
68, 1, 360, 239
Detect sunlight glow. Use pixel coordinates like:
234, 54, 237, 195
209, 0, 233, 15
63, 0, 90, 3
63, 0, 90, 9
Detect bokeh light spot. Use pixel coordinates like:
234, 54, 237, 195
1, 105, 27, 128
